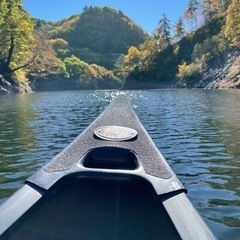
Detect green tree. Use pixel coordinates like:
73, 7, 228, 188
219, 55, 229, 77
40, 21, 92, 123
114, 46, 141, 80
63, 55, 96, 84
113, 54, 128, 80
90, 64, 115, 80
220, 0, 232, 10
0, 0, 34, 81
49, 38, 69, 52
0, 0, 8, 25
124, 46, 141, 72
201, 0, 222, 22
49, 38, 70, 59
184, 0, 200, 29
174, 18, 186, 41
29, 31, 66, 77
177, 57, 205, 87
224, 0, 240, 46
138, 39, 158, 71
154, 13, 171, 49
114, 45, 145, 81
114, 39, 158, 81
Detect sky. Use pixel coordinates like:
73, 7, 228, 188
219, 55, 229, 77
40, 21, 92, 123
23, 0, 190, 34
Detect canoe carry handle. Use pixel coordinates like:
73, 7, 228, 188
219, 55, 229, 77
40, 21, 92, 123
83, 147, 138, 170
94, 126, 137, 141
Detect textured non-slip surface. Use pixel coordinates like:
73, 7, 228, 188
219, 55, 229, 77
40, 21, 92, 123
44, 94, 172, 179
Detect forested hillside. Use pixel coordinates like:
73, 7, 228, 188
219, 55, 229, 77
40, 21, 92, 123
41, 6, 147, 69
120, 0, 240, 89
31, 6, 147, 91
0, 3, 147, 93
0, 0, 239, 94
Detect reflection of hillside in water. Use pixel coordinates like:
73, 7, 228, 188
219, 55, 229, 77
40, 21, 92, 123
0, 94, 37, 201
130, 89, 240, 232
200, 91, 240, 228
0, 91, 115, 203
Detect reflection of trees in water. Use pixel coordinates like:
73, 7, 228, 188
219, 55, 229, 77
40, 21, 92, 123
189, 91, 240, 229
132, 90, 240, 231
0, 94, 37, 201
0, 91, 114, 202
202, 91, 240, 195
0, 94, 36, 159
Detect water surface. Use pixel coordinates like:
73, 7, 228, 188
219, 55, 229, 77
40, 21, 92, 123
0, 90, 239, 239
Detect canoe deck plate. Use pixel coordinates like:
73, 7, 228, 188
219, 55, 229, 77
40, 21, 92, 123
94, 126, 137, 141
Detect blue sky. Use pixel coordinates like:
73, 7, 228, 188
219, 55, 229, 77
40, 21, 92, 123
23, 0, 190, 34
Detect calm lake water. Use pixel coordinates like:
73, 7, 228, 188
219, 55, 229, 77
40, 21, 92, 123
0, 90, 240, 239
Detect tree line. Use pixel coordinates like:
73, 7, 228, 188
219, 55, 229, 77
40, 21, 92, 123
0, 0, 34, 83
0, 2, 124, 89
115, 0, 239, 88
0, 0, 239, 90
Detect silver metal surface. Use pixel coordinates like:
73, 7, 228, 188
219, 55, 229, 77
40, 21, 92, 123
94, 126, 137, 141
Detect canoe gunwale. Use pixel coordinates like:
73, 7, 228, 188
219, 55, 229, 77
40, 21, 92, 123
0, 94, 216, 239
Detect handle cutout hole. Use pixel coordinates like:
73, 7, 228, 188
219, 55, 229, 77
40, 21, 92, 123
83, 147, 138, 170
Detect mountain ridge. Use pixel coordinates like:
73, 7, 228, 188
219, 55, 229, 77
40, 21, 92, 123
0, 3, 239, 94
37, 6, 147, 69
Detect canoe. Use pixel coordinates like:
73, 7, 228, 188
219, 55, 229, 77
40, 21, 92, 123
0, 93, 216, 240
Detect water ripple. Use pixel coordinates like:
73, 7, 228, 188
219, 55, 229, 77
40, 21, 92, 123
0, 90, 240, 239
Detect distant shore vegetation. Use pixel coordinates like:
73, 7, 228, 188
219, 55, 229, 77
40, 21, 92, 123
0, 0, 239, 93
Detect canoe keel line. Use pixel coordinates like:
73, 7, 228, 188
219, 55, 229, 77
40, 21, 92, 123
0, 94, 216, 240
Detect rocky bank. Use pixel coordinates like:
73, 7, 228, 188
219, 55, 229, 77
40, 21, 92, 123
0, 75, 32, 95
1, 49, 239, 94
195, 48, 240, 89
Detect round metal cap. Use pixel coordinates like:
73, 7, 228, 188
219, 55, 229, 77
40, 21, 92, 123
94, 126, 137, 141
